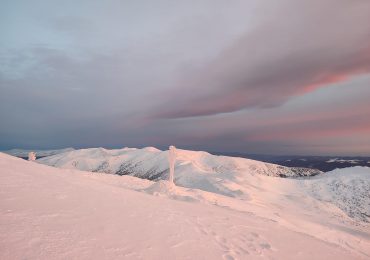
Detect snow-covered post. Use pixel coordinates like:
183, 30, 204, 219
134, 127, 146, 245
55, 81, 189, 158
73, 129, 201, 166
168, 145, 176, 184
28, 152, 36, 161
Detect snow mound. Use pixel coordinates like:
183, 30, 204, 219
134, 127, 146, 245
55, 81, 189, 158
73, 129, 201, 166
144, 180, 198, 202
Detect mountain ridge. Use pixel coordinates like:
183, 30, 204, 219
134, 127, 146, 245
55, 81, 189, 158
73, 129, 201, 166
38, 147, 321, 198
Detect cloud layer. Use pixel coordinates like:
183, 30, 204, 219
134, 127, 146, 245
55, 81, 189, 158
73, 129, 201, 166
0, 0, 369, 155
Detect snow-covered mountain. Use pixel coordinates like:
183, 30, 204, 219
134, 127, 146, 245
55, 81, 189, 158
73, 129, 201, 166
38, 147, 321, 197
3, 148, 75, 158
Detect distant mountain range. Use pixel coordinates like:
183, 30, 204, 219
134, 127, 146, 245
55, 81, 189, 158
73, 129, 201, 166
4, 147, 370, 172
212, 152, 370, 172
2, 147, 370, 223
37, 147, 321, 198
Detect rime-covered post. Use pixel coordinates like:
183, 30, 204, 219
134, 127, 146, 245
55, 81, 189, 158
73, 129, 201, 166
168, 145, 176, 184
28, 152, 36, 161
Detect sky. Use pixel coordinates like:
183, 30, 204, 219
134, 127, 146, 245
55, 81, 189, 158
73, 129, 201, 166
1, 0, 370, 155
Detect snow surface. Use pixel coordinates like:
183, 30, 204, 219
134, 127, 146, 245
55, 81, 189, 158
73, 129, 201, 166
1, 152, 370, 259
3, 148, 75, 157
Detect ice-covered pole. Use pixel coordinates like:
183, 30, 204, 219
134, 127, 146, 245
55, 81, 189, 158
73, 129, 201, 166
28, 152, 36, 161
168, 145, 176, 184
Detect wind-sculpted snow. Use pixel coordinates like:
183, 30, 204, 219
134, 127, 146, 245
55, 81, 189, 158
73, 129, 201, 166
38, 147, 320, 197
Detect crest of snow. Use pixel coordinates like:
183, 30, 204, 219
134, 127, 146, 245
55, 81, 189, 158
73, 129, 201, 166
142, 147, 161, 152
121, 147, 138, 151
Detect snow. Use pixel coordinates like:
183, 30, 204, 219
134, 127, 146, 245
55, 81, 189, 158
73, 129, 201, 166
142, 147, 161, 152
326, 158, 361, 164
304, 167, 370, 222
38, 147, 321, 198
1, 152, 370, 259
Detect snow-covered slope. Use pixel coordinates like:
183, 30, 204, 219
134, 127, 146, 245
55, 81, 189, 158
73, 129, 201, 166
1, 153, 369, 259
3, 148, 75, 158
38, 147, 321, 197
304, 166, 370, 223
37, 148, 370, 223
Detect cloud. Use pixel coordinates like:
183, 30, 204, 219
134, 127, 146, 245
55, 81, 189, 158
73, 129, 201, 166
1, 0, 369, 155
154, 0, 370, 118
140, 76, 370, 155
